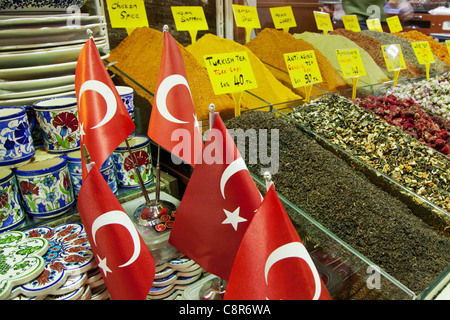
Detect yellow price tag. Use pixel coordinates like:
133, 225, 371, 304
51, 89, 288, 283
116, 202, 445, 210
203, 51, 258, 95
386, 15, 403, 33
342, 15, 361, 32
232, 4, 261, 29
106, 0, 148, 31
336, 48, 366, 78
270, 6, 296, 31
366, 18, 383, 32
232, 4, 261, 43
284, 50, 323, 88
446, 40, 450, 55
381, 44, 406, 72
411, 41, 435, 65
171, 6, 208, 31
313, 11, 333, 34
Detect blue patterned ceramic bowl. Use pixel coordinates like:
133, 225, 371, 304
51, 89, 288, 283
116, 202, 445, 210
33, 96, 80, 154
0, 168, 25, 232
15, 157, 75, 219
112, 135, 154, 189
116, 86, 135, 139
66, 150, 118, 197
0, 106, 35, 168
0, 0, 87, 11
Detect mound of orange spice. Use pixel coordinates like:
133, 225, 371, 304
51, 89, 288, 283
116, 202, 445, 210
108, 27, 235, 121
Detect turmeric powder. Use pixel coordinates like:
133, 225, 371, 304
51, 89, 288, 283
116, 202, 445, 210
394, 30, 450, 68
108, 27, 234, 121
187, 33, 302, 110
245, 28, 350, 97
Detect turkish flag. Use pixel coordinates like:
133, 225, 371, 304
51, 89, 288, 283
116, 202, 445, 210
169, 115, 262, 280
224, 185, 332, 300
75, 37, 135, 176
148, 29, 203, 167
77, 163, 155, 300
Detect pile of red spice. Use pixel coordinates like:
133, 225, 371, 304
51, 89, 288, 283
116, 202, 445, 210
354, 94, 450, 155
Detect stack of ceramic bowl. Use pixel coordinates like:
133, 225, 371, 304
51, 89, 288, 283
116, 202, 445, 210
147, 256, 206, 300
0, 222, 110, 300
0, 0, 109, 107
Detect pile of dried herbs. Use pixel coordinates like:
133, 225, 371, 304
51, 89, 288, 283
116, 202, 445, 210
290, 94, 450, 219
226, 110, 450, 296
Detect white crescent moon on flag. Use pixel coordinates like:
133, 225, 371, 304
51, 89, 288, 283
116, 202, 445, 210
220, 157, 247, 199
156, 74, 191, 124
91, 210, 141, 268
78, 80, 117, 129
264, 242, 322, 300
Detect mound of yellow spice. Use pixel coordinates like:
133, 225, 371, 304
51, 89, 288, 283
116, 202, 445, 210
108, 27, 234, 121
186, 33, 302, 110
245, 28, 350, 97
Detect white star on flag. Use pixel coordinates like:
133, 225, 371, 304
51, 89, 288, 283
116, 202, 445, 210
79, 122, 86, 138
97, 255, 112, 277
222, 207, 247, 231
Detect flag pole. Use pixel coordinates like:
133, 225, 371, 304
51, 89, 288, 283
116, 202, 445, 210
125, 138, 151, 205
263, 171, 273, 191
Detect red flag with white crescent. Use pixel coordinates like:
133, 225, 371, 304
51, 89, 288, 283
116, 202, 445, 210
75, 37, 135, 176
224, 185, 332, 300
148, 30, 203, 167
77, 163, 155, 300
169, 115, 262, 280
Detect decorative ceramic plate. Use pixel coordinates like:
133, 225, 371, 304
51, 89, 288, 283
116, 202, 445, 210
9, 223, 95, 298
0, 53, 109, 81
0, 23, 106, 47
0, 230, 48, 300
0, 84, 74, 100
0, 41, 107, 69
0, 35, 106, 52
0, 90, 76, 108
0, 0, 87, 12
0, 74, 75, 92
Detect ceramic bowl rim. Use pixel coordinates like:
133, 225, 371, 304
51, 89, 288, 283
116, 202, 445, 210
114, 135, 150, 152
0, 106, 26, 121
15, 157, 67, 176
33, 96, 77, 110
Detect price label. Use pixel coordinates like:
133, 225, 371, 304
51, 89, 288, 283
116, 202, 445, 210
381, 44, 406, 71
366, 18, 383, 32
342, 15, 361, 32
171, 6, 208, 31
106, 0, 148, 28
446, 40, 450, 55
411, 41, 435, 65
270, 6, 296, 30
336, 48, 366, 78
203, 51, 258, 95
386, 15, 403, 33
232, 4, 261, 29
284, 50, 323, 88
313, 11, 333, 33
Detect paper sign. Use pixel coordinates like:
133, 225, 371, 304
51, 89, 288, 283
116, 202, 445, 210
232, 4, 261, 29
336, 48, 366, 78
381, 44, 406, 71
313, 11, 333, 33
171, 6, 208, 31
386, 15, 403, 33
284, 50, 323, 88
203, 51, 257, 95
270, 6, 296, 30
106, 0, 148, 28
342, 15, 361, 32
411, 41, 435, 65
366, 18, 383, 32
